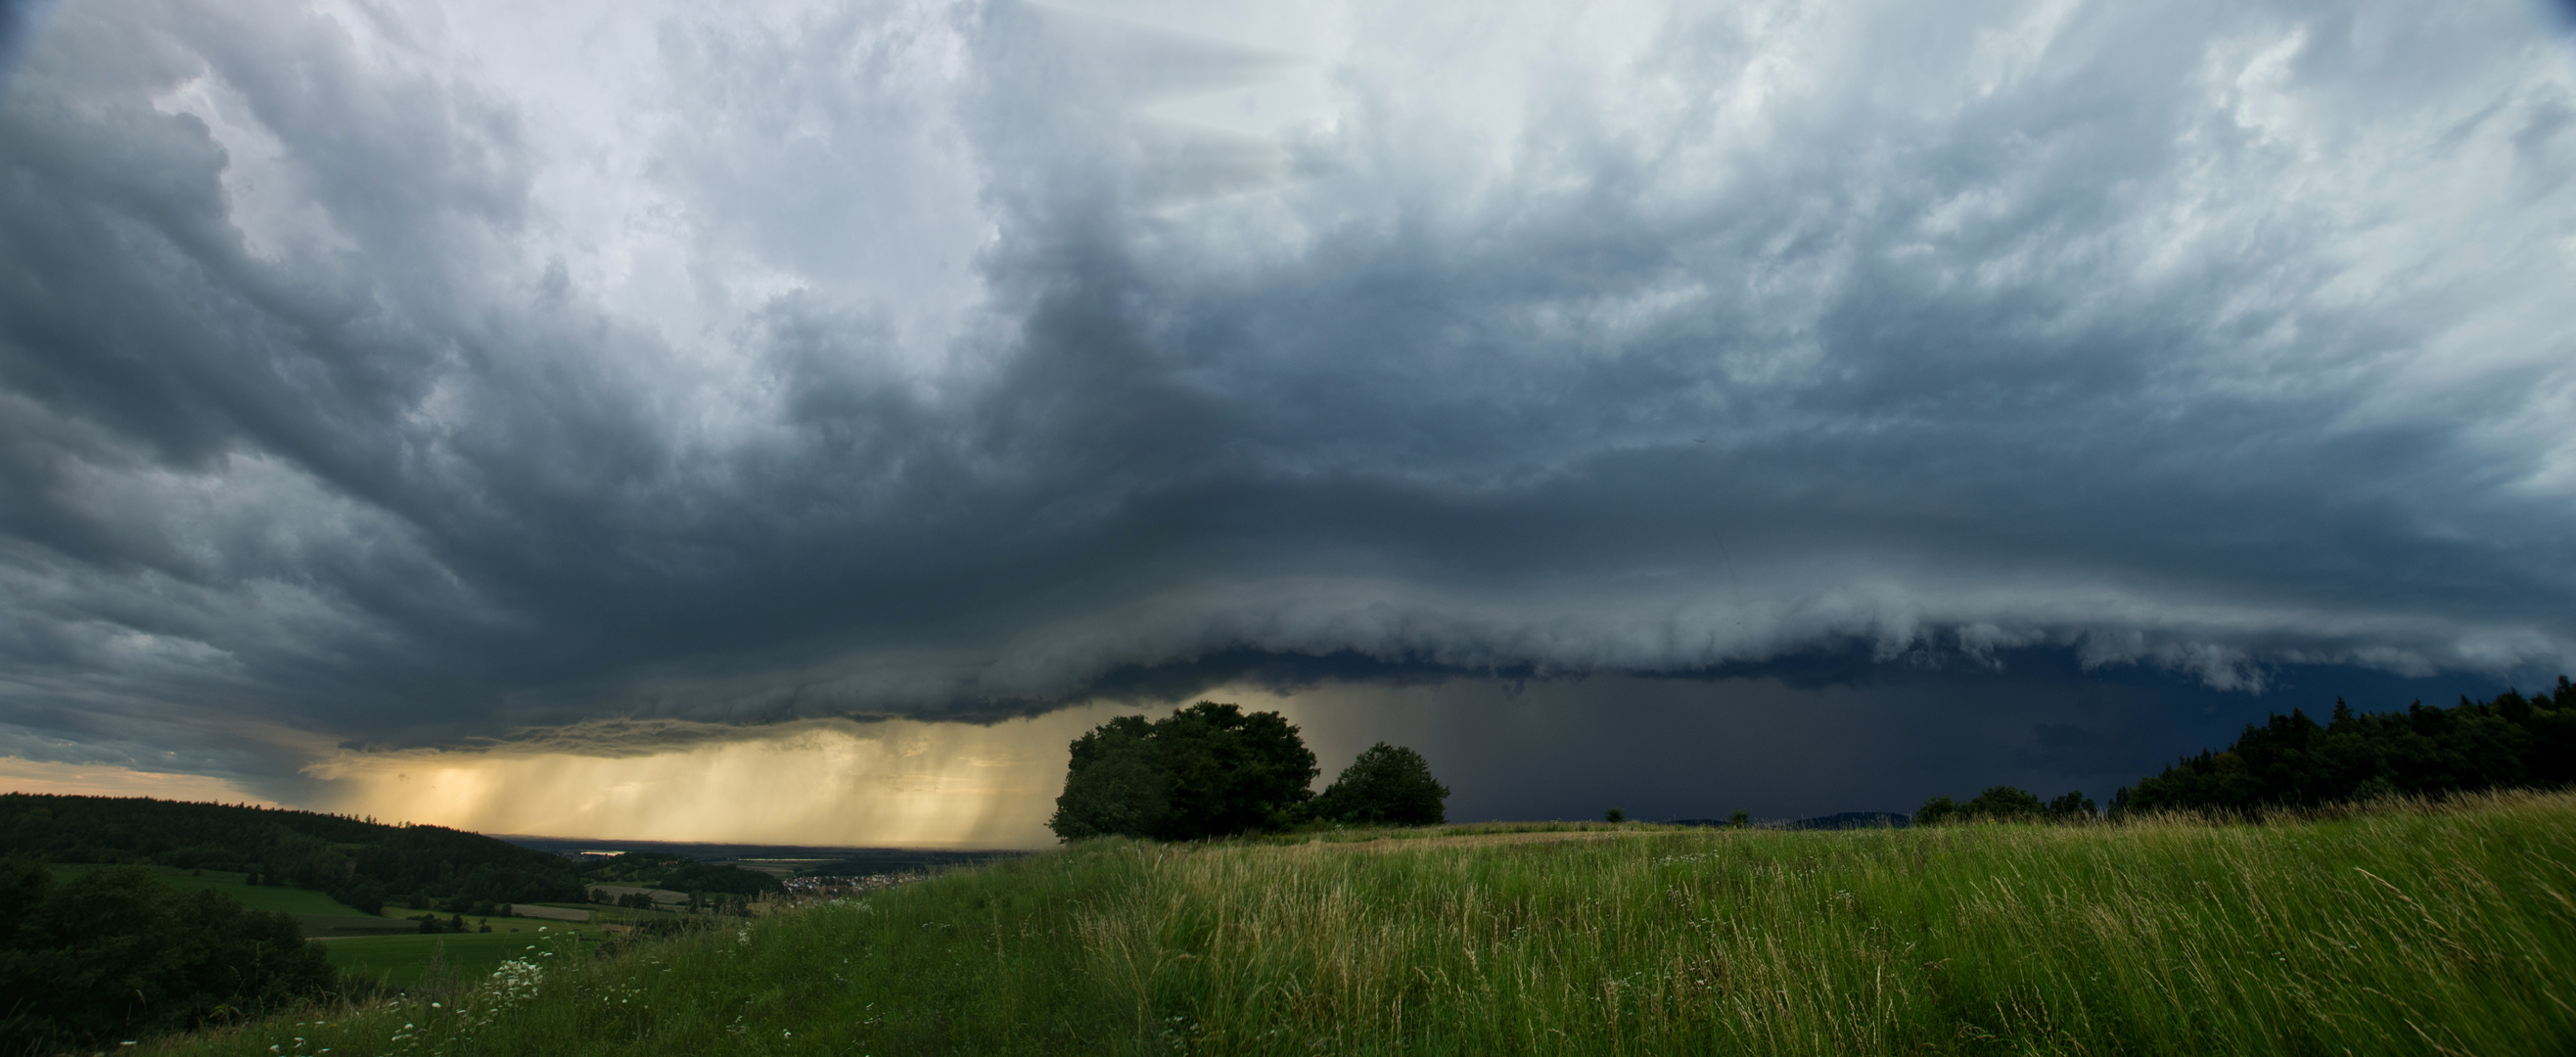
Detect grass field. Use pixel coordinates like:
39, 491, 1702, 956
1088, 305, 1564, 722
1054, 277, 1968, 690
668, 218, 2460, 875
46, 863, 635, 987
48, 864, 412, 938
325, 931, 614, 992
53, 865, 360, 915
153, 791, 2576, 1055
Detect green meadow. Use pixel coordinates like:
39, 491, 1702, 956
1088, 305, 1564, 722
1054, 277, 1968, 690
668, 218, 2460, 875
46, 864, 632, 991
315, 906, 630, 990
49, 865, 397, 938
54, 865, 357, 916
156, 792, 2576, 1056
325, 931, 615, 992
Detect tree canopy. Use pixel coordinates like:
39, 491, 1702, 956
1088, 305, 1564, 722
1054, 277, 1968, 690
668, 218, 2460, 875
1309, 743, 1449, 827
0, 859, 335, 1053
1049, 703, 1319, 842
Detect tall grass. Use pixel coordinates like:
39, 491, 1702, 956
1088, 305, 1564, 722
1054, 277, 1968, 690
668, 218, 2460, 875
155, 792, 2576, 1055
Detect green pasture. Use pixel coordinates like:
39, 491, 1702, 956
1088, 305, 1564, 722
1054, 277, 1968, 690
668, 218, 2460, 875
51, 865, 351, 914
153, 791, 2576, 1055
320, 931, 609, 992
47, 864, 408, 937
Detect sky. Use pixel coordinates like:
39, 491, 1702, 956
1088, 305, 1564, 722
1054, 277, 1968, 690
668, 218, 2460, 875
0, 0, 2571, 848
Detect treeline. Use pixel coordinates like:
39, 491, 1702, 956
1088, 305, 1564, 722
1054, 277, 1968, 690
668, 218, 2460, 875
0, 859, 335, 1055
2112, 677, 2576, 814
1914, 786, 2095, 826
1913, 678, 2576, 824
0, 795, 582, 912
1049, 703, 1449, 841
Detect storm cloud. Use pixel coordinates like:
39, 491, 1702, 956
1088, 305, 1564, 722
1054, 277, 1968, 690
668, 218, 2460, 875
1, 0, 2572, 793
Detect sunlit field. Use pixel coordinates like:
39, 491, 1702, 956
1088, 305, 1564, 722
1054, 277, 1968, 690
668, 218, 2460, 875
156, 792, 2576, 1055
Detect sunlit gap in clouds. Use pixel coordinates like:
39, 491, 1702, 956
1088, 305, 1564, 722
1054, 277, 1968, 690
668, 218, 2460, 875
296, 710, 1159, 850
291, 685, 1474, 850
0, 692, 1424, 850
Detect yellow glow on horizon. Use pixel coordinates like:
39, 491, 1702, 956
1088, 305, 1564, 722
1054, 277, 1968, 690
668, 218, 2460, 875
0, 758, 281, 804
302, 708, 1159, 849
4, 691, 1397, 848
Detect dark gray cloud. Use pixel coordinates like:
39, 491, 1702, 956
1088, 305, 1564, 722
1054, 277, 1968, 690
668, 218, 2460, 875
1275, 653, 2512, 823
0, 0, 2571, 790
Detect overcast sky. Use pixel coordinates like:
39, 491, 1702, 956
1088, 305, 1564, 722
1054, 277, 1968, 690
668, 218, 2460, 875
1, 0, 2571, 838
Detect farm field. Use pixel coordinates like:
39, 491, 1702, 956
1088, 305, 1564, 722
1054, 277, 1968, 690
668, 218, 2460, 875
521, 901, 699, 925
155, 792, 2576, 1056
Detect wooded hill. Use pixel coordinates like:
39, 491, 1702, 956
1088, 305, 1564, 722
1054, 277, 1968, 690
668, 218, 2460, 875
0, 794, 582, 913
2111, 677, 2576, 814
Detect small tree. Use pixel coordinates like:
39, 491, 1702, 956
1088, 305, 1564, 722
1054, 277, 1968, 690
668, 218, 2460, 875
1728, 808, 1751, 827
1603, 807, 1626, 823
1913, 795, 1958, 826
2045, 790, 2096, 821
1309, 743, 1449, 826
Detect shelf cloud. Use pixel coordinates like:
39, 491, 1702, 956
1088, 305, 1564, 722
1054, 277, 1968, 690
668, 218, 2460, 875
2, 0, 2572, 804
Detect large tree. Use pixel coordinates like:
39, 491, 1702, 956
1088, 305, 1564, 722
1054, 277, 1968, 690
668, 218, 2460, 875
1047, 703, 1317, 841
1310, 743, 1449, 826
1047, 715, 1169, 841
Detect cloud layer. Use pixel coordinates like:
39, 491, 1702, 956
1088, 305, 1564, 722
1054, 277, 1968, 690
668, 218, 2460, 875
2, 0, 2573, 787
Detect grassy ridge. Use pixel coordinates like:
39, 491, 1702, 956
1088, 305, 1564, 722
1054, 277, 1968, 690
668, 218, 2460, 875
157, 793, 2576, 1055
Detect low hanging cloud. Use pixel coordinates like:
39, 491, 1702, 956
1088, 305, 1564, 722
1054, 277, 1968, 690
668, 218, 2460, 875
2, 0, 2573, 789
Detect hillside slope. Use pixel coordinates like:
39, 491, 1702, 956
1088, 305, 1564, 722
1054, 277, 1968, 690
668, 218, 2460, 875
1, 794, 583, 912
153, 793, 2576, 1056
